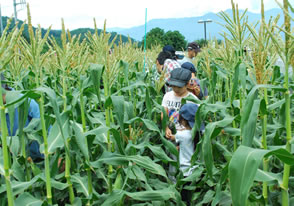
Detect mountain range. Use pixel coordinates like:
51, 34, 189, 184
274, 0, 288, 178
107, 8, 293, 42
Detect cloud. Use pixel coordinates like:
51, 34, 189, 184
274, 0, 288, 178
0, 0, 282, 30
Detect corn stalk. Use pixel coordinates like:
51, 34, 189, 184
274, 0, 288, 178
19, 5, 53, 204
0, 18, 24, 206
281, 1, 292, 205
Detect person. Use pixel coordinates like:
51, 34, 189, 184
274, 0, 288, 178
162, 68, 198, 137
1, 74, 43, 161
178, 42, 201, 65
181, 62, 208, 100
156, 51, 181, 93
162, 45, 177, 60
161, 68, 198, 183
166, 103, 203, 205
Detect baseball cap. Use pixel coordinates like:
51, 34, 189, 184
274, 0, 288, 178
163, 45, 176, 59
168, 68, 191, 88
181, 62, 197, 73
163, 45, 175, 54
187, 42, 201, 52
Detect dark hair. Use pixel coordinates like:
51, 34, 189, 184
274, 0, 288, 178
162, 45, 177, 60
156, 51, 174, 65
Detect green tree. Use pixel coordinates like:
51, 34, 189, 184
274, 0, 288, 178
143, 28, 187, 50
194, 38, 222, 47
144, 27, 165, 49
163, 30, 186, 51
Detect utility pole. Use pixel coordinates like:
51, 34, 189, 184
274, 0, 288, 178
198, 19, 212, 45
13, 0, 26, 24
0, 4, 3, 35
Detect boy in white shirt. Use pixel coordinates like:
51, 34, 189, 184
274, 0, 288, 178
161, 67, 198, 183
161, 68, 198, 138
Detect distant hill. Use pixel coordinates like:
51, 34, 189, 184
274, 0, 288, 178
0, 16, 135, 46
107, 8, 293, 42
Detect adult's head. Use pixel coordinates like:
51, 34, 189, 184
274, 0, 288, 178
156, 51, 174, 73
163, 45, 176, 60
187, 42, 201, 59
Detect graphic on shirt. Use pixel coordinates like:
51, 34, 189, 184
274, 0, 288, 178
168, 108, 179, 124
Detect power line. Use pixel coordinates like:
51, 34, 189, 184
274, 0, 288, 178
13, 0, 26, 24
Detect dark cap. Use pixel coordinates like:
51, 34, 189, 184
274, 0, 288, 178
179, 103, 198, 128
168, 68, 191, 88
163, 45, 176, 59
163, 45, 175, 53
181, 62, 196, 73
187, 42, 201, 52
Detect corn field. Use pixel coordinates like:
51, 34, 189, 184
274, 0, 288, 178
0, 0, 293, 205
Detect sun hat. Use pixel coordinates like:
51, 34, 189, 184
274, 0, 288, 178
179, 103, 198, 128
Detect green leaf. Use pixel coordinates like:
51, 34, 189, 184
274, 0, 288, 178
199, 190, 215, 204
36, 87, 71, 156
47, 113, 69, 153
259, 99, 267, 116
92, 152, 168, 178
113, 172, 123, 190
254, 169, 283, 185
229, 145, 294, 206
202, 116, 235, 178
101, 190, 124, 206
145, 87, 152, 120
241, 86, 261, 147
73, 122, 89, 161
72, 174, 89, 197
91, 152, 129, 167
129, 165, 148, 183
127, 117, 160, 133
90, 64, 104, 109
229, 146, 268, 206
11, 157, 25, 181
15, 193, 43, 206
127, 155, 168, 179
0, 175, 39, 195
113, 81, 146, 95
111, 96, 125, 136
125, 187, 176, 201
109, 128, 125, 154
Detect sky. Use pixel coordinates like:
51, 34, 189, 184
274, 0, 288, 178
0, 0, 290, 30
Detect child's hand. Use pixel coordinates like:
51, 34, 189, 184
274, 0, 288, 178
194, 85, 201, 96
165, 127, 172, 139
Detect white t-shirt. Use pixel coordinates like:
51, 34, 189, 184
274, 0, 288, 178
178, 56, 193, 65
161, 91, 198, 130
175, 130, 196, 176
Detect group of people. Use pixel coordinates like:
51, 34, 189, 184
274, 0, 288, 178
1, 42, 205, 204
156, 42, 207, 204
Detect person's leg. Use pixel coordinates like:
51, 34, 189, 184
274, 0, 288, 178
181, 182, 192, 206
